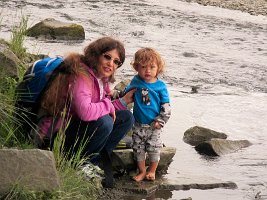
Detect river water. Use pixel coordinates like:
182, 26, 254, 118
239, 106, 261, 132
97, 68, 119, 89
1, 0, 267, 199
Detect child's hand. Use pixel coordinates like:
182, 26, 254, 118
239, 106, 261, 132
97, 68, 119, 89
154, 121, 162, 129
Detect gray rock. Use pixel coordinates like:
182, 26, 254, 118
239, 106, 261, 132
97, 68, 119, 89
117, 178, 159, 195
159, 174, 237, 190
26, 18, 85, 40
0, 149, 60, 195
113, 173, 236, 195
183, 126, 227, 146
195, 138, 252, 156
113, 79, 131, 97
182, 52, 198, 58
0, 40, 20, 78
112, 79, 133, 109
112, 147, 176, 173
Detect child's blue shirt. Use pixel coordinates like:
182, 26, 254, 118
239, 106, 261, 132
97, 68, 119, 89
125, 75, 170, 124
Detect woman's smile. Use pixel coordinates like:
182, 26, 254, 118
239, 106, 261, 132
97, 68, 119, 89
96, 49, 120, 79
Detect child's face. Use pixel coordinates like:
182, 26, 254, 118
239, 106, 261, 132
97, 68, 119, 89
137, 61, 158, 83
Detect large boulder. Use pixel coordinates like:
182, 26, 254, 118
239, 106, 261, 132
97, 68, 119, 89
0, 149, 60, 195
195, 138, 252, 156
183, 126, 227, 146
112, 147, 176, 173
26, 18, 85, 40
0, 39, 20, 78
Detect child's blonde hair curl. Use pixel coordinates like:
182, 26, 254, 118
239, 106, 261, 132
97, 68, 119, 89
132, 47, 165, 76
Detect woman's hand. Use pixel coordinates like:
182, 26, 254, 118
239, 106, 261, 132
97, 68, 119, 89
121, 88, 137, 104
107, 89, 120, 99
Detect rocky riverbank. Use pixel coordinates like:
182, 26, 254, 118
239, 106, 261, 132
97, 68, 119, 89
181, 0, 267, 16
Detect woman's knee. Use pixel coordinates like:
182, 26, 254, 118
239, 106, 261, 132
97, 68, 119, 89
116, 110, 135, 126
97, 115, 114, 133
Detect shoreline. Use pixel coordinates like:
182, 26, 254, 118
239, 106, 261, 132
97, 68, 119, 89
179, 0, 267, 16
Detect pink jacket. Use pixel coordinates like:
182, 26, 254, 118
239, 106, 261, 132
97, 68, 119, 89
39, 63, 127, 135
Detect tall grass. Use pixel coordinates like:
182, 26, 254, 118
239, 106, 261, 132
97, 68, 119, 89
0, 14, 30, 148
53, 131, 98, 200
0, 71, 28, 148
9, 15, 28, 60
51, 107, 98, 200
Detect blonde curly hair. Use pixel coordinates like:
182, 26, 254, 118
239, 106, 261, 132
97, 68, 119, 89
132, 47, 165, 76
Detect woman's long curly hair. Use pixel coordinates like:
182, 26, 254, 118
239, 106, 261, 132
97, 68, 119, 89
40, 37, 125, 116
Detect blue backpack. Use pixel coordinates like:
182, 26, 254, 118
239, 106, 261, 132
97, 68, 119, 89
17, 57, 64, 103
15, 57, 64, 148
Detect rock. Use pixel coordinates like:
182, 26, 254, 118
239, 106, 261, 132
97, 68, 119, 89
182, 52, 198, 58
112, 173, 236, 196
116, 133, 133, 149
157, 147, 177, 172
0, 149, 60, 195
112, 79, 133, 109
26, 18, 85, 40
159, 174, 237, 190
195, 138, 252, 156
0, 39, 20, 78
116, 177, 159, 195
113, 79, 131, 95
112, 147, 176, 173
191, 86, 199, 93
183, 126, 227, 146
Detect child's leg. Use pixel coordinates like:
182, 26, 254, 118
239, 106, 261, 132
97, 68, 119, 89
146, 128, 162, 181
146, 161, 158, 181
132, 160, 146, 182
132, 125, 147, 182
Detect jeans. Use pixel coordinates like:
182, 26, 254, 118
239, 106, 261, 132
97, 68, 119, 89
64, 110, 134, 163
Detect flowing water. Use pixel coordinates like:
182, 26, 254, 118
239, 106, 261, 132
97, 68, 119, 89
1, 0, 267, 199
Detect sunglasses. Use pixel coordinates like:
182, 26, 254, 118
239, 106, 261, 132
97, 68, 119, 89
102, 54, 122, 67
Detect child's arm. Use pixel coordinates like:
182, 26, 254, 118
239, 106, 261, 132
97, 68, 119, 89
154, 102, 171, 129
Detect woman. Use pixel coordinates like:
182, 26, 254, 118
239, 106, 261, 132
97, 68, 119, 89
39, 37, 135, 188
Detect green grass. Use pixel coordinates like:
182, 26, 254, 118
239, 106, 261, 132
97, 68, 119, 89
0, 16, 100, 199
0, 13, 29, 148
9, 15, 28, 60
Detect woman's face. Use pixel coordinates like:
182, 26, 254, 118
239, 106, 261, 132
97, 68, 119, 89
96, 49, 121, 79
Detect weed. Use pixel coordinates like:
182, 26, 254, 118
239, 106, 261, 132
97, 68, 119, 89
9, 15, 28, 59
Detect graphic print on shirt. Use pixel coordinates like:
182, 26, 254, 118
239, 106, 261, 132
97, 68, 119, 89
141, 88, 150, 105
